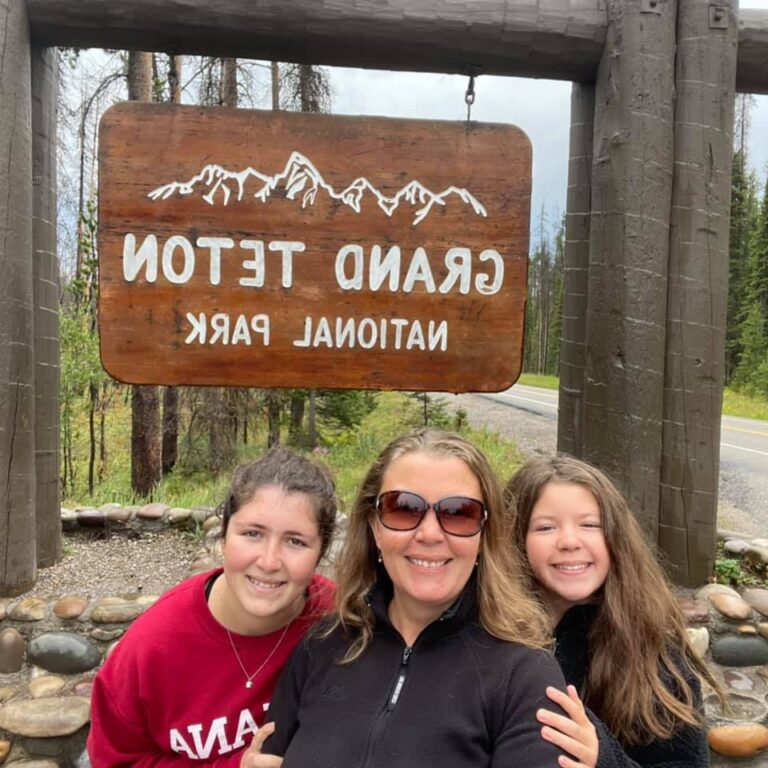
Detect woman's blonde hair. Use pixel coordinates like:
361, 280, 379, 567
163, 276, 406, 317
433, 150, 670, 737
329, 428, 551, 662
505, 455, 724, 744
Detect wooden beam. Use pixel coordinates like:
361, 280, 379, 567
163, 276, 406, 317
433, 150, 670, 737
32, 44, 62, 569
660, 0, 738, 585
24, 1, 768, 91
0, 0, 37, 595
581, 0, 677, 537
557, 83, 594, 459
26, 0, 607, 82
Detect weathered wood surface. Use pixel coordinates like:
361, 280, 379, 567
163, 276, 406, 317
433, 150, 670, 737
557, 83, 593, 460
0, 0, 36, 595
26, 0, 608, 83
98, 104, 531, 392
659, 0, 738, 586
581, 0, 677, 537
31, 44, 61, 569
24, 0, 768, 92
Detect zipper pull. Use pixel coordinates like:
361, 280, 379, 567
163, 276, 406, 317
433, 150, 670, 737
388, 647, 412, 709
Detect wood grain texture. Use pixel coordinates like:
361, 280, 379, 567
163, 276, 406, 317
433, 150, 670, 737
24, 1, 768, 91
659, 0, 738, 586
31, 44, 61, 569
27, 0, 606, 83
557, 83, 593, 460
0, 0, 36, 595
581, 0, 677, 538
98, 104, 531, 392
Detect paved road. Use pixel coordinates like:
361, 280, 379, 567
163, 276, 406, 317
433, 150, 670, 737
458, 383, 768, 536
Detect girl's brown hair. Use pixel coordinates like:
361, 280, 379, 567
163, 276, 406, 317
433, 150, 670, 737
505, 455, 723, 745
329, 428, 551, 662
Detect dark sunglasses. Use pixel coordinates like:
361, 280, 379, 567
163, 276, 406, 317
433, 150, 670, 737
375, 490, 487, 537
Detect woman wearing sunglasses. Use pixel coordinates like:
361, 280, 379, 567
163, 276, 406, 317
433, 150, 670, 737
248, 429, 570, 768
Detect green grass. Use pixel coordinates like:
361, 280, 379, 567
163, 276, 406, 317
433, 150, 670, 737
63, 390, 526, 513
721, 387, 768, 421
517, 373, 768, 421
517, 373, 559, 390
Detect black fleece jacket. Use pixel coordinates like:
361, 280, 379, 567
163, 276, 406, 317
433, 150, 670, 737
265, 574, 568, 768
554, 604, 710, 768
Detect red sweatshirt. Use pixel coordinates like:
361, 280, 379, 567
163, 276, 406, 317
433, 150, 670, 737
87, 569, 335, 767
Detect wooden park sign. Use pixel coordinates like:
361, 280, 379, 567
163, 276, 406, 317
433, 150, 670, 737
98, 104, 531, 391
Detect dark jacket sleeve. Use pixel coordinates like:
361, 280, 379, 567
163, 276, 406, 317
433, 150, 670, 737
490, 649, 569, 768
263, 636, 312, 756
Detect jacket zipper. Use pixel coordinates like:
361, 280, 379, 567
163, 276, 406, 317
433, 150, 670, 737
387, 646, 412, 709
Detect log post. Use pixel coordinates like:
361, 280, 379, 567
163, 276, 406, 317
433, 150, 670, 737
0, 0, 37, 594
32, 45, 62, 568
557, 83, 594, 459
582, 0, 677, 536
659, 0, 739, 585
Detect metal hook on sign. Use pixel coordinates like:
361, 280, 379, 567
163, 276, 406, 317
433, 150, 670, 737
465, 74, 476, 124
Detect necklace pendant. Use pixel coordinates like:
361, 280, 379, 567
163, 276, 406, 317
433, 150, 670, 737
245, 680, 253, 689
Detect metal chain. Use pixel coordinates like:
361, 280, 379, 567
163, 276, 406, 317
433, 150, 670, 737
465, 74, 476, 124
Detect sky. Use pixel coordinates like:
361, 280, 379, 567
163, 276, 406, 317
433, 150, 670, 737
323, 0, 768, 245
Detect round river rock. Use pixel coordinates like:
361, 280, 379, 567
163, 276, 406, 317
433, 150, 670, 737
27, 632, 101, 674
0, 696, 90, 737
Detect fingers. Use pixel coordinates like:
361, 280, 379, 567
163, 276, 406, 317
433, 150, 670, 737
557, 755, 589, 768
545, 686, 589, 724
241, 754, 283, 768
250, 721, 276, 753
540, 724, 591, 763
537, 708, 582, 739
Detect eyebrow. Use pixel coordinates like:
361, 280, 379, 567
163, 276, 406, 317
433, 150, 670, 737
233, 521, 317, 537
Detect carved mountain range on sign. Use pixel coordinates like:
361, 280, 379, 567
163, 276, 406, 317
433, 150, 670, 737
147, 151, 487, 226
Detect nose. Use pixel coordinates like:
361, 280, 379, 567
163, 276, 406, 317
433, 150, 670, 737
257, 537, 283, 572
414, 507, 446, 542
556, 525, 581, 551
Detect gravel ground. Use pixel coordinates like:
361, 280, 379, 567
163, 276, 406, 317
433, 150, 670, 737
25, 528, 199, 599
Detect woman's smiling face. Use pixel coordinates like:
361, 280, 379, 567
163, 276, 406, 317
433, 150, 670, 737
372, 451, 483, 636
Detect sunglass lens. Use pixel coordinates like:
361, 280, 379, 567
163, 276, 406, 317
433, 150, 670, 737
436, 497, 485, 536
378, 491, 426, 531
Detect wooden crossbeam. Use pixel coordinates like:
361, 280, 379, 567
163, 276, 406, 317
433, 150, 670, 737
25, 0, 768, 92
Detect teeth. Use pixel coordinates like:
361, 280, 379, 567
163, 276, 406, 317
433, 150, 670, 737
248, 577, 283, 589
555, 564, 589, 572
409, 558, 448, 569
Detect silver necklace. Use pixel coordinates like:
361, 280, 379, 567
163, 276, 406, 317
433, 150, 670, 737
226, 622, 292, 689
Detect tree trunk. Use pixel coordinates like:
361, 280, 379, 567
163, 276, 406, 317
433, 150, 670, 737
271, 62, 280, 110
582, 0, 677, 537
288, 392, 305, 445
162, 385, 178, 475
658, 0, 738, 585
221, 58, 237, 107
0, 0, 36, 595
557, 83, 594, 459
32, 44, 61, 568
128, 50, 162, 497
168, 54, 182, 103
307, 390, 317, 449
131, 385, 161, 496
266, 393, 281, 447
88, 383, 97, 495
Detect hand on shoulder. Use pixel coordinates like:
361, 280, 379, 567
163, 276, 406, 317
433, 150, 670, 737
537, 685, 598, 768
